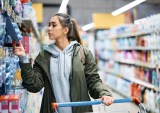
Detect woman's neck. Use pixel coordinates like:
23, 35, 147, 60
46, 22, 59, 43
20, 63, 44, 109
55, 37, 70, 51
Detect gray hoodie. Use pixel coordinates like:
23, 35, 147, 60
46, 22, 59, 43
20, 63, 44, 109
45, 41, 78, 113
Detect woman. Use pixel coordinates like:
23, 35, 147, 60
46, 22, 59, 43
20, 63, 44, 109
12, 13, 114, 113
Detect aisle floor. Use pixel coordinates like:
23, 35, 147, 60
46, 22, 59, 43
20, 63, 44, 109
92, 88, 140, 113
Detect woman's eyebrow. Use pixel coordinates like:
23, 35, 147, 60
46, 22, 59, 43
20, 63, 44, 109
49, 22, 56, 24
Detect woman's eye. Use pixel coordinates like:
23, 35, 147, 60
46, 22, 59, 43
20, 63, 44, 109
52, 24, 56, 27
48, 22, 57, 27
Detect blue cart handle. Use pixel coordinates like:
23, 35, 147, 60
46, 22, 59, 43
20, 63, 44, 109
113, 98, 132, 103
52, 97, 140, 109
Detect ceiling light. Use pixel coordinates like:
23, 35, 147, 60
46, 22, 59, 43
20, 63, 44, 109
112, 0, 146, 16
82, 23, 95, 31
58, 0, 69, 13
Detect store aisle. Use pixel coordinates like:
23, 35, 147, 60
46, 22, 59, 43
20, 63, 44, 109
92, 87, 140, 113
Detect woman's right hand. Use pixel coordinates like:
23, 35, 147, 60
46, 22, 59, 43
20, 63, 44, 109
12, 41, 26, 56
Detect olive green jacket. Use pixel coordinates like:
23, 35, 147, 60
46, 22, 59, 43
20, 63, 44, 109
20, 45, 112, 113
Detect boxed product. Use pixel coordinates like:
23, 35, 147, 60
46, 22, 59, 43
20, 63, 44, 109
21, 36, 30, 54
8, 95, 20, 113
0, 95, 9, 113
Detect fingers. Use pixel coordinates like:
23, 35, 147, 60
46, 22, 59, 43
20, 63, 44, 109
101, 96, 114, 106
18, 41, 23, 47
14, 46, 23, 50
14, 49, 21, 55
12, 41, 23, 47
12, 41, 24, 50
12, 41, 16, 48
13, 47, 21, 54
12, 41, 26, 56
13, 48, 26, 56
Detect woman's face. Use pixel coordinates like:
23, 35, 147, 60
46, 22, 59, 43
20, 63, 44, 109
48, 16, 66, 40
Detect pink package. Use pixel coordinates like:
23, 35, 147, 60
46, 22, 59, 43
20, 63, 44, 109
8, 95, 20, 113
21, 36, 30, 54
0, 95, 9, 113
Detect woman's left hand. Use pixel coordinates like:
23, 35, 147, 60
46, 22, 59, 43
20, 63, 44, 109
100, 96, 114, 106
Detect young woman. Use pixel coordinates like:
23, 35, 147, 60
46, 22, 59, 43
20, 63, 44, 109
12, 13, 114, 113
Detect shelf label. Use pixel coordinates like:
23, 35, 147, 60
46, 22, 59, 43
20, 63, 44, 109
0, 48, 3, 58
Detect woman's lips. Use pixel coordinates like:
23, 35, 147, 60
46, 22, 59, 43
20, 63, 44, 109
48, 33, 52, 36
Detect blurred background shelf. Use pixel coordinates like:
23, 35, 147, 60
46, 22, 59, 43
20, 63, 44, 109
102, 68, 160, 92
105, 84, 130, 98
110, 30, 160, 39
100, 57, 160, 69
105, 46, 160, 51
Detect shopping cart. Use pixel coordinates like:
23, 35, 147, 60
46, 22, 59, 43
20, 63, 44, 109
52, 97, 146, 113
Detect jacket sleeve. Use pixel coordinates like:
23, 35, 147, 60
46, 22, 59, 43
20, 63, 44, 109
84, 49, 112, 99
19, 54, 45, 93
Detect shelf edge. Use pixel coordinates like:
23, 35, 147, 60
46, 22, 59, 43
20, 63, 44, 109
102, 68, 160, 92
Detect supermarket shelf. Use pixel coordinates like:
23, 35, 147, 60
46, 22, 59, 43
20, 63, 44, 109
110, 30, 159, 39
21, 19, 40, 39
12, 86, 25, 90
105, 46, 160, 51
105, 84, 130, 98
102, 68, 160, 92
100, 57, 160, 69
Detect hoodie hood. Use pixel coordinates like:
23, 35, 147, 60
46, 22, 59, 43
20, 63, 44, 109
45, 41, 78, 57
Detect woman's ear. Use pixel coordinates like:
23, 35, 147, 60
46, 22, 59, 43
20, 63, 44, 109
63, 27, 69, 35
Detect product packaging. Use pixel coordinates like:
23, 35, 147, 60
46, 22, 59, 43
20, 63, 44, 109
0, 95, 9, 113
21, 36, 30, 54
8, 95, 20, 113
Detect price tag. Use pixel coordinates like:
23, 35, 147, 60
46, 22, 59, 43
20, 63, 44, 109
0, 47, 4, 58
14, 69, 22, 80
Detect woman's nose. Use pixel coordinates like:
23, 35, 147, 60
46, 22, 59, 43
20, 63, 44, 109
48, 26, 52, 31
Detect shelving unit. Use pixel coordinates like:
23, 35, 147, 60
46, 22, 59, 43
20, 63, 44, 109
98, 32, 160, 87
102, 68, 160, 92
1, 1, 40, 39
0, 1, 22, 24
96, 14, 160, 113
0, 1, 42, 112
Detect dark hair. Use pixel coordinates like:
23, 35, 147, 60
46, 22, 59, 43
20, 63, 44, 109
53, 13, 83, 45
